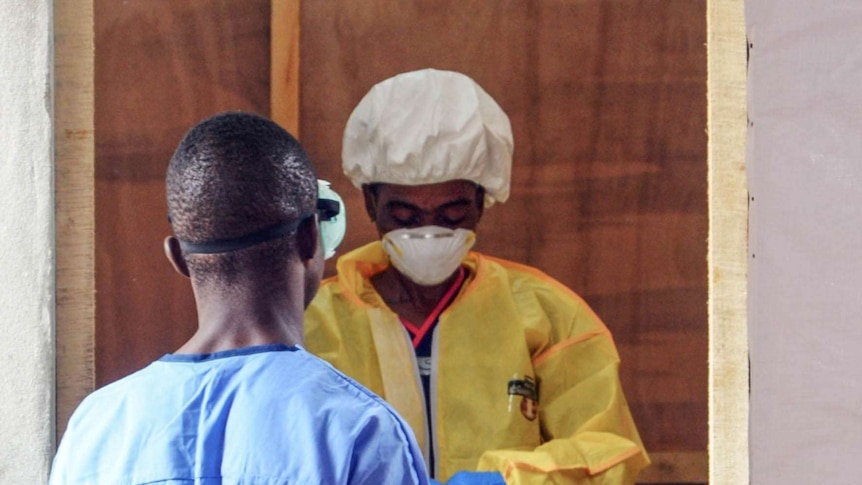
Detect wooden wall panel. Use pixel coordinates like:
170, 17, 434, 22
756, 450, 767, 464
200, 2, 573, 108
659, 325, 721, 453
295, 0, 707, 476
95, 1, 271, 386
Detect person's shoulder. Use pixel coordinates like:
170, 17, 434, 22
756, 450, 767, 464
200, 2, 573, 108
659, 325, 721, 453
291, 349, 388, 404
478, 253, 552, 277
83, 361, 172, 407
314, 241, 388, 295
312, 350, 409, 410
475, 252, 584, 301
56, 363, 165, 462
312, 274, 343, 300
71, 362, 161, 411
254, 348, 416, 424
472, 252, 609, 335
267, 350, 417, 439
306, 246, 384, 320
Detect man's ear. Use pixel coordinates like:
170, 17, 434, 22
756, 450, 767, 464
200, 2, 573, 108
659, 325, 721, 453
296, 216, 319, 262
361, 184, 377, 222
163, 236, 190, 278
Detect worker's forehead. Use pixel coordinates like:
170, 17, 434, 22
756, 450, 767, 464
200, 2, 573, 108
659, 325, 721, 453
374, 180, 479, 206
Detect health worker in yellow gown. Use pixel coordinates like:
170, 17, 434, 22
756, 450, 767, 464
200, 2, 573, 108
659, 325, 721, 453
304, 68, 650, 485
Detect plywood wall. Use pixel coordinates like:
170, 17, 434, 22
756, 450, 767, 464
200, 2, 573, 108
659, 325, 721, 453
94, 0, 271, 385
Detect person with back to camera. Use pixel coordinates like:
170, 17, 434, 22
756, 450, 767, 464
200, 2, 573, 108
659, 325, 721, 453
304, 69, 650, 485
49, 112, 430, 485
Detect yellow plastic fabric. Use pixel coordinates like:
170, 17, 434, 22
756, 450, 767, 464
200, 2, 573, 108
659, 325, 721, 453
305, 242, 650, 484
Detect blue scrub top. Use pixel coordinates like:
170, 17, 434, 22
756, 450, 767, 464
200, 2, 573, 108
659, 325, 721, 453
50, 344, 429, 485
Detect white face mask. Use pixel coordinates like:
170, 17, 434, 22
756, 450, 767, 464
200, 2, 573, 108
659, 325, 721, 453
381, 226, 476, 286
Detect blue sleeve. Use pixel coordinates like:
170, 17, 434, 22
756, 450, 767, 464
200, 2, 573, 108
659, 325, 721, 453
445, 471, 507, 484
347, 410, 431, 485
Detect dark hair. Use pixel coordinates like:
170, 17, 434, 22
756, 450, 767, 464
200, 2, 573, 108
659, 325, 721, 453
166, 111, 317, 285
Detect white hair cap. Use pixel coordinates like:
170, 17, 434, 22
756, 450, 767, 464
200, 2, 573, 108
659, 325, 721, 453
342, 69, 514, 207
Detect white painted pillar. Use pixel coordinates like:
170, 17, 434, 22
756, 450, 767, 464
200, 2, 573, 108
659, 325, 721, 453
0, 0, 55, 482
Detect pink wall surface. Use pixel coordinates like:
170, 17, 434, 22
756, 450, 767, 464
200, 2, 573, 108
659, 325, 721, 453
747, 2, 862, 483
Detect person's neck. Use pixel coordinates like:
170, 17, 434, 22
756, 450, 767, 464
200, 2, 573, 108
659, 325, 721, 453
176, 283, 305, 355
372, 266, 461, 321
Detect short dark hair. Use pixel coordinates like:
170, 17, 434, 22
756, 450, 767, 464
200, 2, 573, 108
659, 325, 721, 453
166, 112, 317, 285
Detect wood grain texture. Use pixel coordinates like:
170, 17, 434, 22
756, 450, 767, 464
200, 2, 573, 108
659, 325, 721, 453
55, 0, 95, 442
94, 0, 271, 386
293, 0, 708, 464
271, 0, 300, 135
637, 451, 708, 484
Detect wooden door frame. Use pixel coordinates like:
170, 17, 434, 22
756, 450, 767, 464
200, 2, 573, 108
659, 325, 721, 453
706, 2, 749, 484
55, 0, 96, 442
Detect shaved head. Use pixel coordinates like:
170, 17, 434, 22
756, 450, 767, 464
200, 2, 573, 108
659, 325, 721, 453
166, 112, 317, 286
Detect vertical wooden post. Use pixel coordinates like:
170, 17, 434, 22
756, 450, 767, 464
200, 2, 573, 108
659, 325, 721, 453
54, 0, 96, 442
707, 1, 749, 484
271, 0, 301, 137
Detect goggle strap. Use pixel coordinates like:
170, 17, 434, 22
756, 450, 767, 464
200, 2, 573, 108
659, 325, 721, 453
175, 197, 340, 255
178, 216, 308, 255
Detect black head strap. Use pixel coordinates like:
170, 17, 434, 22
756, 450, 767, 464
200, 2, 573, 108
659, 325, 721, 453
178, 216, 309, 255
172, 198, 340, 255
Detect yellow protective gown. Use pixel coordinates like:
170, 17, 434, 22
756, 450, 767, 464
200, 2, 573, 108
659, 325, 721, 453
305, 242, 650, 484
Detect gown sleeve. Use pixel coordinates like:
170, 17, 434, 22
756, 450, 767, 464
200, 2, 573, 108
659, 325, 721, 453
476, 300, 650, 485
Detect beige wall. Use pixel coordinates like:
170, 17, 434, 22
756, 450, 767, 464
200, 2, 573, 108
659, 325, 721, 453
0, 1, 55, 482
747, 1, 862, 484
